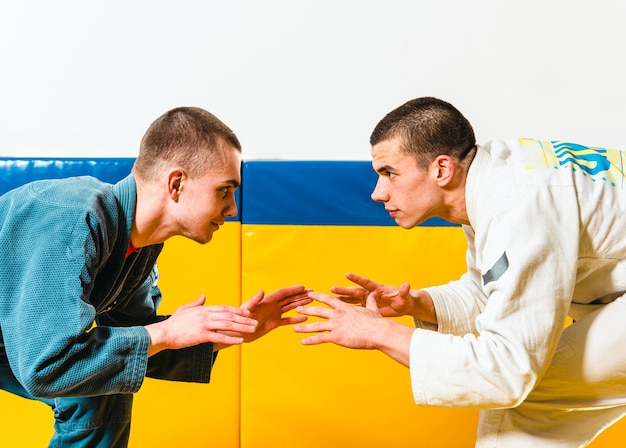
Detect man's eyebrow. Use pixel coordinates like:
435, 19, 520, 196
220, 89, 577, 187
375, 164, 395, 174
224, 179, 240, 189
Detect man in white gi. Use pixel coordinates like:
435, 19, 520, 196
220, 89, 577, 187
294, 96, 626, 447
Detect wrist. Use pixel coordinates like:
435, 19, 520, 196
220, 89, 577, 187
410, 289, 437, 324
145, 323, 168, 357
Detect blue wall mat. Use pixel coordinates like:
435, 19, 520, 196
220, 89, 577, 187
0, 157, 242, 222
0, 158, 136, 195
241, 160, 457, 227
0, 158, 457, 226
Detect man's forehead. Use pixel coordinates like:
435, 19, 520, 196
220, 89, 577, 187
372, 139, 412, 166
207, 164, 240, 180
208, 145, 241, 171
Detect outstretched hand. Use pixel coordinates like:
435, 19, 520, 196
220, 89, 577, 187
236, 284, 312, 342
331, 272, 414, 318
294, 291, 384, 349
294, 290, 413, 366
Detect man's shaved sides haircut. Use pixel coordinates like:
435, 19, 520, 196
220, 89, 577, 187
134, 107, 241, 181
370, 97, 476, 168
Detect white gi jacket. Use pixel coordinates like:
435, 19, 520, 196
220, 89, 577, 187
410, 138, 626, 409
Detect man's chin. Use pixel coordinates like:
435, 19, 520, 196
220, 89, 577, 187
396, 218, 421, 230
394, 218, 413, 229
191, 231, 214, 245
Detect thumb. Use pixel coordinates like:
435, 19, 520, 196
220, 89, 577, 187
365, 291, 378, 311
177, 294, 206, 312
399, 282, 411, 296
242, 290, 265, 311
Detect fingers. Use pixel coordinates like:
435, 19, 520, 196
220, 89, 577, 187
241, 290, 265, 311
202, 304, 253, 317
279, 315, 308, 326
280, 296, 313, 313
147, 305, 259, 354
329, 285, 367, 305
332, 273, 382, 302
202, 308, 259, 333
307, 291, 343, 308
280, 291, 313, 306
217, 319, 258, 334
300, 333, 331, 345
296, 304, 335, 319
263, 285, 307, 303
330, 285, 367, 299
293, 321, 335, 346
242, 286, 311, 315
345, 272, 380, 290
293, 320, 331, 335
180, 305, 257, 333
208, 332, 245, 346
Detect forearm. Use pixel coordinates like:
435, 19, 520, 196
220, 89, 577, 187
373, 319, 414, 367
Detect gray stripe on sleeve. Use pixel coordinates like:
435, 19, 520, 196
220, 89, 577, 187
482, 251, 509, 285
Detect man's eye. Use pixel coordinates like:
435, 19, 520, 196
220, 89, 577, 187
387, 172, 396, 179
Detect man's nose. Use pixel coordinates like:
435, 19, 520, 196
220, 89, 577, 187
371, 179, 388, 202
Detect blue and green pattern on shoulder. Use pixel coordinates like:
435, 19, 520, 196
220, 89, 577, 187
520, 138, 625, 188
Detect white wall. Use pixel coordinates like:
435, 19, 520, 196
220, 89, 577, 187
1, 0, 624, 160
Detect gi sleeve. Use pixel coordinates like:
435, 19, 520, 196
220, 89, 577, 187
419, 225, 488, 335
0, 182, 149, 398
409, 184, 579, 408
98, 264, 218, 383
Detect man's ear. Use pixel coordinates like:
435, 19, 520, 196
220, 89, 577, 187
167, 168, 187, 201
432, 155, 455, 186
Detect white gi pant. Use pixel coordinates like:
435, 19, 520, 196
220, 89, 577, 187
476, 294, 626, 447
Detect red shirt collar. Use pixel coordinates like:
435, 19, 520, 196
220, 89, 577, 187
126, 241, 139, 258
